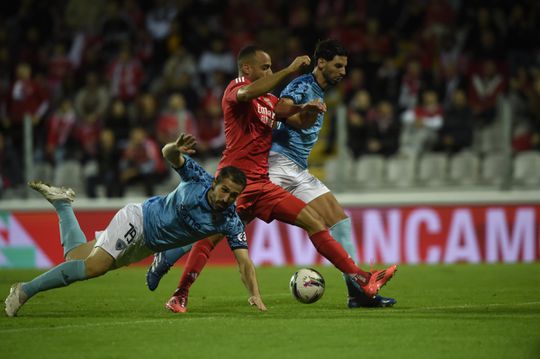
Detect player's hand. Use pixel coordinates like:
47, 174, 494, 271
301, 99, 327, 114
288, 55, 311, 73
175, 133, 197, 155
248, 296, 267, 311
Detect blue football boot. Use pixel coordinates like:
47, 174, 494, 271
348, 294, 397, 308
146, 252, 173, 291
345, 275, 397, 308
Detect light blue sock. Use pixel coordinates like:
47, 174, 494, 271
163, 243, 193, 265
329, 218, 357, 261
22, 260, 87, 299
53, 201, 87, 257
330, 218, 368, 298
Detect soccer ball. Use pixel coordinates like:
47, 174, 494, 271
289, 268, 325, 304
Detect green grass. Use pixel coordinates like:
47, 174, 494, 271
1, 264, 540, 359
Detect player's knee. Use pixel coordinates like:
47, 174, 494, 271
194, 238, 218, 257
296, 206, 326, 234
84, 257, 110, 278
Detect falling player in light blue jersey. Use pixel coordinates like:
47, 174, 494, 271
270, 39, 397, 308
4, 133, 267, 317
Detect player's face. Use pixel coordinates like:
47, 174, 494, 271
249, 51, 273, 81
209, 177, 244, 211
321, 55, 347, 86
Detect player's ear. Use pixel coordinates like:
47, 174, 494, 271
241, 63, 251, 76
317, 58, 326, 69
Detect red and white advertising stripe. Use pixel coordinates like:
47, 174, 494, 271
2, 205, 539, 268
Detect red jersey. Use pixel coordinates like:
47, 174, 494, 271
218, 77, 279, 181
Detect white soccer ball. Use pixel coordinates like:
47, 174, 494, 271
289, 268, 325, 304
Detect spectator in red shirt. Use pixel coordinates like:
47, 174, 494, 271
45, 98, 77, 165
400, 90, 443, 156
156, 93, 196, 147
468, 60, 506, 126
106, 44, 144, 102
73, 112, 102, 163
47, 43, 74, 100
5, 63, 49, 160
398, 60, 423, 111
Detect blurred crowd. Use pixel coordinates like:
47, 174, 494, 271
0, 0, 539, 198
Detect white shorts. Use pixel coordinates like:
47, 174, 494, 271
95, 203, 153, 268
268, 152, 330, 204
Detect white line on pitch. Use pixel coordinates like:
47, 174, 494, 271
391, 301, 540, 311
1, 301, 539, 333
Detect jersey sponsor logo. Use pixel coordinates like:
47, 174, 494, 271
179, 204, 202, 233
256, 103, 277, 128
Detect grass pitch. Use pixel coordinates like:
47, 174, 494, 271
1, 264, 539, 359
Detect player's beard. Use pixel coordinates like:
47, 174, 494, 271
214, 201, 227, 211
324, 71, 343, 86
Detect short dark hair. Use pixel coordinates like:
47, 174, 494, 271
314, 39, 348, 61
216, 166, 247, 189
237, 45, 263, 69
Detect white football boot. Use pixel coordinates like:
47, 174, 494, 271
5, 283, 28, 317
28, 180, 75, 203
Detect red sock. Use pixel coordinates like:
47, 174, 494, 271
309, 230, 370, 281
173, 238, 216, 296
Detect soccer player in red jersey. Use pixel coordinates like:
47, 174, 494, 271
156, 46, 397, 313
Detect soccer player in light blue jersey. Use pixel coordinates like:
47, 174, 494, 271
269, 39, 397, 308
4, 133, 267, 317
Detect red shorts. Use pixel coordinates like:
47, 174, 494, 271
237, 178, 306, 224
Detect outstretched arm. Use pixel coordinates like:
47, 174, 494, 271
233, 248, 267, 311
236, 56, 311, 102
162, 133, 197, 168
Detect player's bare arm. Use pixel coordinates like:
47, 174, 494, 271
276, 98, 327, 129
233, 248, 267, 311
162, 133, 197, 168
236, 56, 311, 102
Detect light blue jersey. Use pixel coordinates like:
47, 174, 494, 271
271, 73, 325, 169
142, 156, 247, 252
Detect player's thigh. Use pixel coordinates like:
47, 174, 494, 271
270, 156, 332, 206
239, 180, 301, 223
65, 239, 96, 261
269, 188, 326, 235
94, 203, 151, 268
308, 192, 347, 227
268, 155, 297, 192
